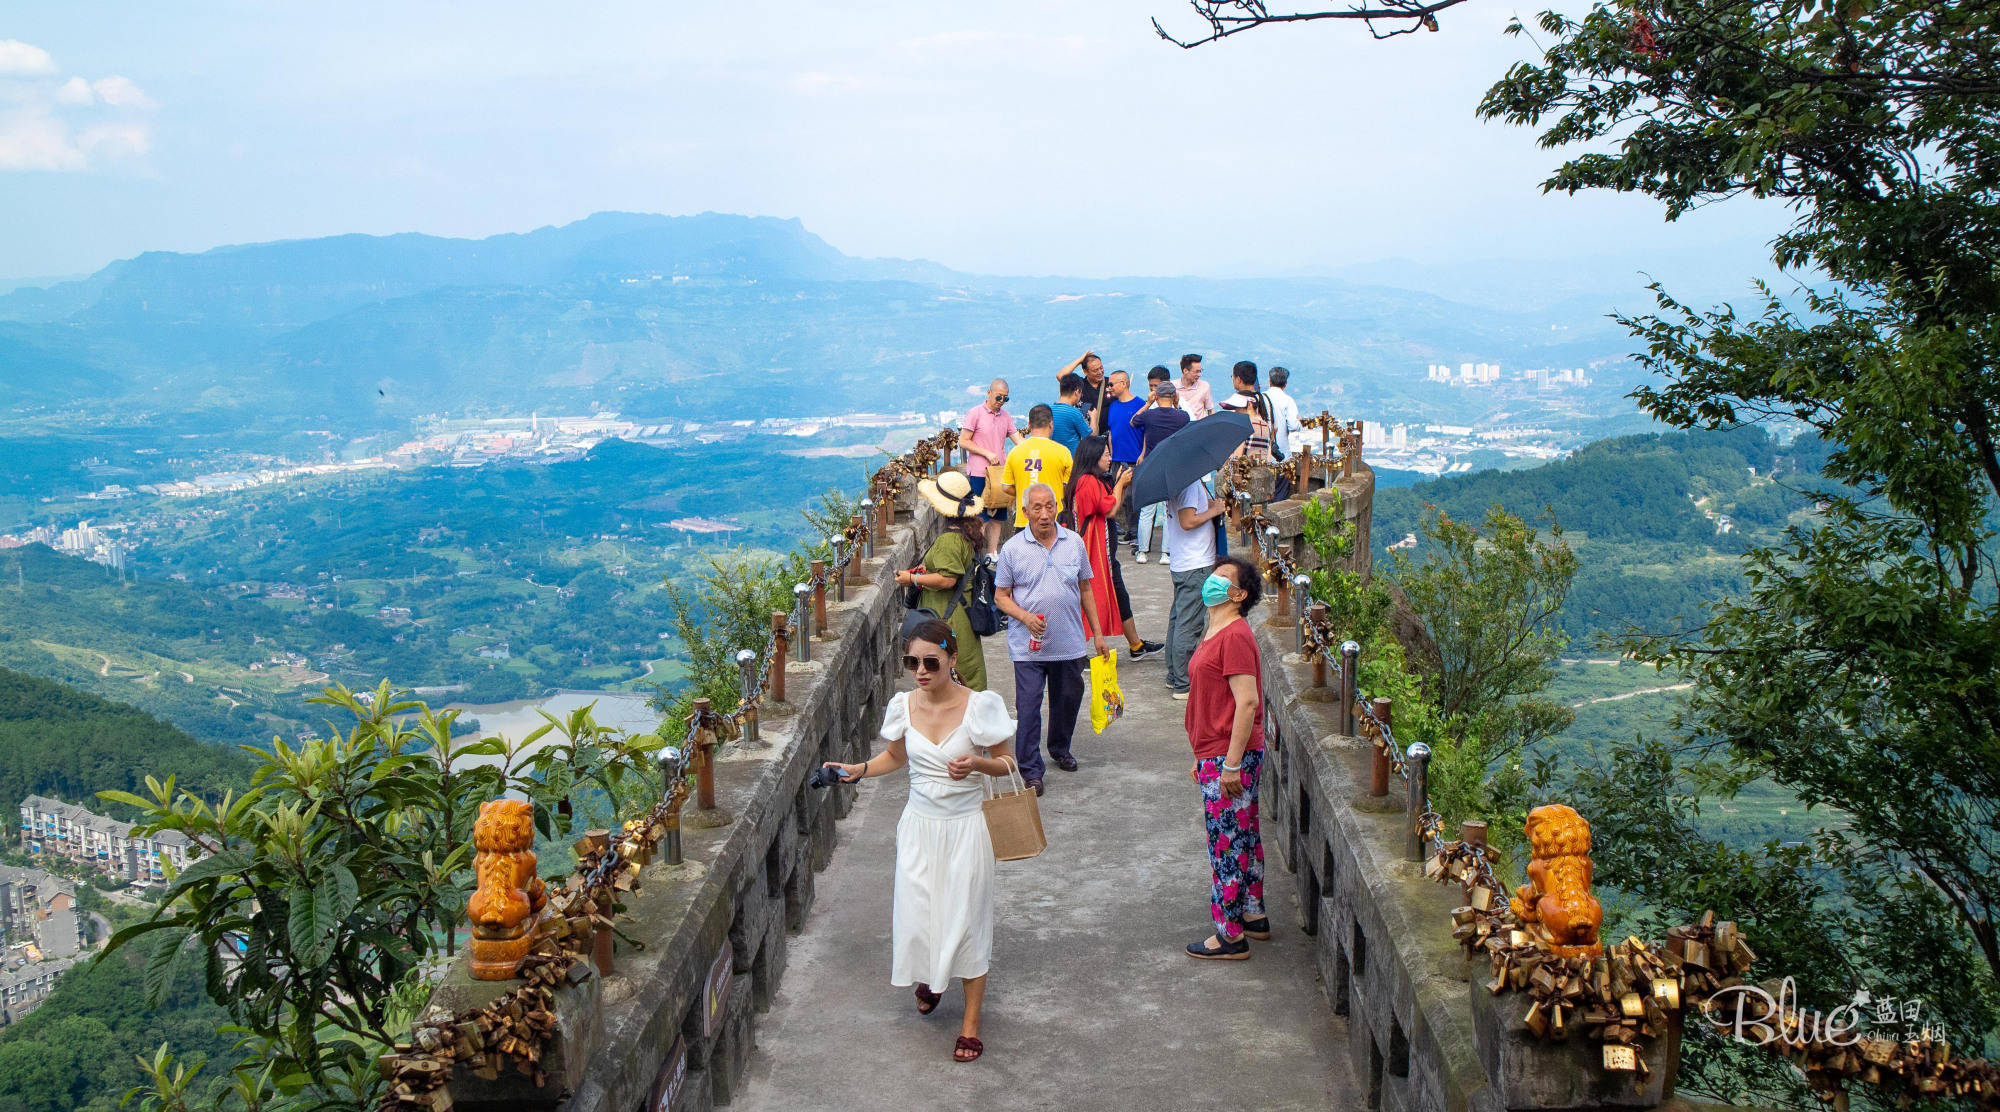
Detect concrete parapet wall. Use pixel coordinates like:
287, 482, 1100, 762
1255, 463, 1756, 1112
434, 500, 944, 1112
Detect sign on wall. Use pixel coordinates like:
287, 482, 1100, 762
703, 940, 734, 1038
648, 1035, 687, 1112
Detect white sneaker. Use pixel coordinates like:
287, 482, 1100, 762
1135, 553, 1147, 564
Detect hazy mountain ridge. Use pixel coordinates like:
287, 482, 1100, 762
0, 211, 1638, 432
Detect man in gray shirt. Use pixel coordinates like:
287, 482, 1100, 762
1164, 477, 1226, 696
995, 483, 1109, 795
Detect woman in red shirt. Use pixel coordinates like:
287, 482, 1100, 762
1064, 436, 1163, 659
1182, 554, 1269, 960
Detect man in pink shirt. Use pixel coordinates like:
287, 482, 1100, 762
961, 378, 1024, 553
1178, 354, 1216, 421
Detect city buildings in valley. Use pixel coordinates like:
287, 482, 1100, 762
18, 795, 199, 886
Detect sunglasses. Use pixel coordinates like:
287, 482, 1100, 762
902, 654, 947, 674
993, 394, 1010, 403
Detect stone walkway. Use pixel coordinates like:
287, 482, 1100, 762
733, 555, 1359, 1111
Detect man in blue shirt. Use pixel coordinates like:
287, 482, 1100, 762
1050, 374, 1094, 455
995, 483, 1109, 795
1103, 368, 1147, 547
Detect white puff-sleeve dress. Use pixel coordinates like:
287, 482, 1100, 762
880, 689, 1017, 988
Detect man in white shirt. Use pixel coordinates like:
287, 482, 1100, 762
1267, 366, 1305, 459
1163, 478, 1225, 696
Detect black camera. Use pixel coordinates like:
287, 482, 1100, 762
807, 764, 852, 790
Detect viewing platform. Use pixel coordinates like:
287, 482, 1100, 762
396, 428, 1874, 1112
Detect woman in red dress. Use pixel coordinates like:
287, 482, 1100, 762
1065, 436, 1162, 659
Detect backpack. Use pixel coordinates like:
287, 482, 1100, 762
901, 552, 1004, 643
957, 555, 1004, 637
1247, 392, 1285, 462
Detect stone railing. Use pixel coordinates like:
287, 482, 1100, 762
421, 460, 953, 1112
1241, 442, 1843, 1112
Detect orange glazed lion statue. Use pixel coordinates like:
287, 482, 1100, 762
466, 799, 547, 980
1510, 804, 1603, 958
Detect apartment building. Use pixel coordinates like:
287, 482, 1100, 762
18, 795, 198, 886
0, 866, 79, 958
0, 956, 77, 1027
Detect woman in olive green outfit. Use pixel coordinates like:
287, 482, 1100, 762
896, 471, 990, 691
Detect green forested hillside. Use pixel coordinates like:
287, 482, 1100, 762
1374, 426, 1831, 645
0, 667, 257, 823
0, 932, 240, 1112
0, 439, 855, 746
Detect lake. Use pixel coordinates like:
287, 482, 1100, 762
445, 690, 664, 769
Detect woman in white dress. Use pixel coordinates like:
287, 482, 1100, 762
822, 617, 1016, 1062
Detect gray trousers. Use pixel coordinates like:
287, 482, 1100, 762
1166, 563, 1213, 690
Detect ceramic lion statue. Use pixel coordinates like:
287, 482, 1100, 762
1510, 804, 1603, 958
467, 798, 547, 980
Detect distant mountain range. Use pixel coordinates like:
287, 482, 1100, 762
0, 211, 1652, 433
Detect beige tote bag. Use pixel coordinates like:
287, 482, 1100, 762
982, 757, 1046, 861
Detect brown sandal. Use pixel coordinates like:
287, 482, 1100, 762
954, 1035, 983, 1062
914, 983, 942, 1015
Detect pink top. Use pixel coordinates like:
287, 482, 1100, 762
1180, 378, 1216, 421
961, 403, 1016, 477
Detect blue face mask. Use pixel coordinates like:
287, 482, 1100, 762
1201, 573, 1234, 607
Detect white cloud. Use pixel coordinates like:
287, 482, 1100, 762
0, 107, 86, 171
0, 40, 58, 77
55, 76, 93, 106
0, 52, 154, 172
91, 75, 154, 109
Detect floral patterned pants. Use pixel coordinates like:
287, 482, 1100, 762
1197, 749, 1266, 942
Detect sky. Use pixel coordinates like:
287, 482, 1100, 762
0, 1, 1788, 284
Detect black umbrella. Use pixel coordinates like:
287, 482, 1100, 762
1129, 412, 1252, 508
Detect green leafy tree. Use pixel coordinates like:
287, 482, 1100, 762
1392, 506, 1578, 762
98, 683, 652, 1109
1300, 496, 1392, 641
1466, 0, 2000, 1087
654, 547, 816, 729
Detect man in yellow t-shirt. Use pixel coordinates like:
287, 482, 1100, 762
997, 405, 1073, 528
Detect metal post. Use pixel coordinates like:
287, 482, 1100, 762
770, 612, 789, 704
1338, 640, 1359, 736
1291, 574, 1310, 650
833, 537, 848, 602
1298, 444, 1313, 492
1405, 742, 1431, 862
658, 746, 685, 866
736, 649, 759, 747
1309, 604, 1329, 688
793, 583, 812, 662
810, 561, 828, 631
1370, 697, 1393, 798
860, 498, 877, 558
693, 699, 717, 813
1262, 524, 1280, 560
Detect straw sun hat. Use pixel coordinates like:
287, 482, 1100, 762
917, 470, 986, 519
